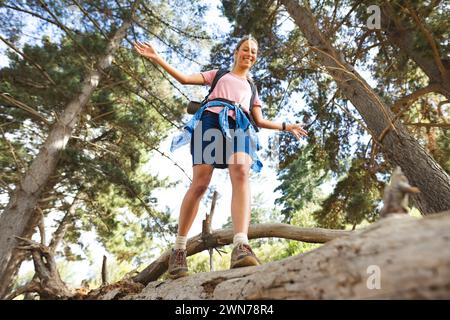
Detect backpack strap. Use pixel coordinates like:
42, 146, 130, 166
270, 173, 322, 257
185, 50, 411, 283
247, 78, 260, 132
248, 79, 256, 113
201, 68, 229, 105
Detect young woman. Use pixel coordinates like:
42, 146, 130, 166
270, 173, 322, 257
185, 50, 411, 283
134, 36, 307, 279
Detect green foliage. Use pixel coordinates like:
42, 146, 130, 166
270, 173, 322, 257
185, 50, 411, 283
274, 143, 330, 222
312, 158, 383, 229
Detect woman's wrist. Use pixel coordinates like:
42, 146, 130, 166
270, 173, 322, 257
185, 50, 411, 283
281, 122, 287, 131
150, 55, 162, 64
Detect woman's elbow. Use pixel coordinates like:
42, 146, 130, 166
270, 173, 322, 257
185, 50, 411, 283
178, 77, 187, 85
254, 118, 264, 128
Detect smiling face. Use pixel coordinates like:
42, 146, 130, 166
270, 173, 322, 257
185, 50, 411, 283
233, 39, 258, 70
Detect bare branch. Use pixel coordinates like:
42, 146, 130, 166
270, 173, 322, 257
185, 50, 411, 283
4, 280, 40, 300
0, 93, 51, 125
202, 191, 219, 272
37, 207, 46, 246
48, 194, 80, 253
70, 0, 109, 40
0, 126, 27, 174
15, 237, 73, 299
102, 255, 108, 285
139, 2, 212, 40
405, 2, 448, 79
1, 4, 59, 27
134, 224, 351, 285
392, 83, 442, 113
325, 0, 362, 37
404, 122, 450, 129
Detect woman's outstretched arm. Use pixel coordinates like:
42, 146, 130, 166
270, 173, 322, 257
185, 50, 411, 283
251, 106, 308, 140
133, 40, 204, 85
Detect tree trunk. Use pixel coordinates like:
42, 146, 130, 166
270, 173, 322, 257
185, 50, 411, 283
124, 212, 450, 300
0, 174, 62, 298
0, 210, 42, 300
8, 237, 74, 300
133, 223, 351, 285
5, 193, 82, 300
280, 0, 450, 214
0, 20, 132, 299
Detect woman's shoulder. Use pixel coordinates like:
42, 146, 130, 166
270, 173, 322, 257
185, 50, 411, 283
200, 69, 220, 86
201, 69, 219, 75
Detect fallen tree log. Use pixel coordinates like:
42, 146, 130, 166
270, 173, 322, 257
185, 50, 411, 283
133, 223, 351, 285
127, 212, 450, 299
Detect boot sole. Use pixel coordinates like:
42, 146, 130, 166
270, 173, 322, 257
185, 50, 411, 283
168, 270, 188, 279
231, 256, 260, 269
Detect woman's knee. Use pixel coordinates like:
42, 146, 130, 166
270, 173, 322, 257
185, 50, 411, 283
189, 181, 210, 197
190, 168, 213, 197
229, 164, 250, 183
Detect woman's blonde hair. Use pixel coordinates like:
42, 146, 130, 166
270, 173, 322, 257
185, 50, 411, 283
232, 35, 258, 80
234, 35, 258, 53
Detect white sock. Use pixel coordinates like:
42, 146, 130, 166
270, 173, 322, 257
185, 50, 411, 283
174, 235, 187, 250
233, 232, 249, 246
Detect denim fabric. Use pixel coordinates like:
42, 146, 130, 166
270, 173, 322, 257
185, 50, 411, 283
170, 100, 263, 173
189, 110, 253, 169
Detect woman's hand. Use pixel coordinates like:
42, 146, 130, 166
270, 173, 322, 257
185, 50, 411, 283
133, 41, 200, 85
133, 40, 160, 61
286, 123, 308, 140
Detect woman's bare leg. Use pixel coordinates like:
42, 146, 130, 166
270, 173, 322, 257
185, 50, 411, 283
227, 152, 260, 268
177, 164, 214, 236
228, 152, 252, 234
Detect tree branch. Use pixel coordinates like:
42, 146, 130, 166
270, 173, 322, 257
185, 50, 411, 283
405, 2, 448, 79
0, 93, 51, 126
404, 122, 450, 129
48, 194, 80, 253
37, 207, 46, 246
133, 224, 351, 285
127, 213, 450, 300
391, 83, 442, 113
102, 255, 108, 285
202, 191, 219, 272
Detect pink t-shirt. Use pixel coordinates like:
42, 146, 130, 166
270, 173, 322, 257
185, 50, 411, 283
200, 69, 262, 119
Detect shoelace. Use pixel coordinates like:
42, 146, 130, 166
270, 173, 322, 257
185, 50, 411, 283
174, 250, 187, 266
239, 244, 253, 255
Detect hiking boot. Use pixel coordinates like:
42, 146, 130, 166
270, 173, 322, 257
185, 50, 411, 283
168, 249, 188, 279
230, 243, 261, 269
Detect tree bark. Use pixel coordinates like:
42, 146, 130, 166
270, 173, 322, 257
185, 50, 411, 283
280, 0, 450, 214
0, 20, 133, 299
133, 223, 351, 285
125, 212, 450, 300
7, 237, 74, 300
6, 197, 80, 300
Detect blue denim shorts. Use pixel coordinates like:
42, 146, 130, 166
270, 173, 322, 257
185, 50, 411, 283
190, 110, 252, 168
